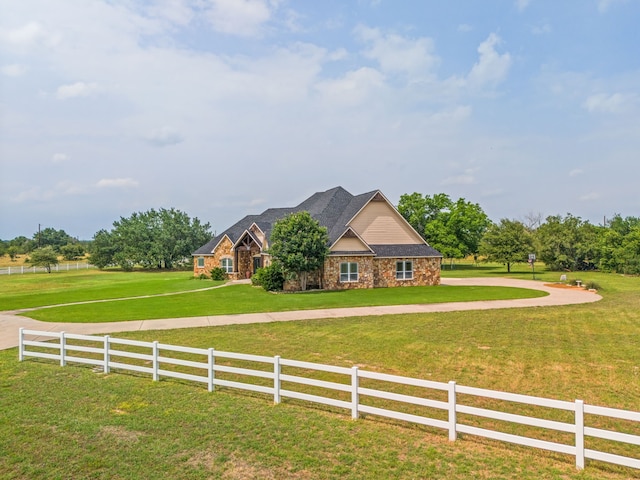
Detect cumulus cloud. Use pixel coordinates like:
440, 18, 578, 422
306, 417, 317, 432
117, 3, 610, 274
354, 25, 439, 77
315, 67, 385, 105
583, 92, 638, 113
515, 0, 531, 11
205, 0, 274, 36
96, 178, 140, 188
56, 82, 99, 100
467, 33, 512, 88
2, 64, 26, 76
146, 127, 185, 147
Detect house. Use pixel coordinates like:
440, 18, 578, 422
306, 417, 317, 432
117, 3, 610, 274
193, 186, 442, 290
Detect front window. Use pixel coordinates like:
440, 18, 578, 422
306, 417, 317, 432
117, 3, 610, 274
396, 261, 413, 280
340, 262, 358, 282
221, 257, 233, 273
197, 257, 205, 268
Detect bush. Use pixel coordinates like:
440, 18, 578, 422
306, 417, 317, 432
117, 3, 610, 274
209, 267, 227, 281
252, 264, 284, 291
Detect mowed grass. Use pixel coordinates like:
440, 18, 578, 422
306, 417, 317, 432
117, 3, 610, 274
0, 270, 223, 311
20, 283, 546, 323
2, 269, 639, 478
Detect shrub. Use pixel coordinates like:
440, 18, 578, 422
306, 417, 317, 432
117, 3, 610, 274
252, 264, 284, 291
209, 267, 227, 281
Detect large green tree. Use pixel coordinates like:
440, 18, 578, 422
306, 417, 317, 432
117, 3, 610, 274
29, 246, 59, 273
268, 211, 329, 291
33, 227, 74, 252
480, 219, 535, 273
535, 214, 599, 271
398, 193, 490, 266
598, 215, 640, 274
89, 208, 211, 270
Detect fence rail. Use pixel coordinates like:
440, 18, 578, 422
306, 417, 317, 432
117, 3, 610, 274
18, 328, 640, 472
0, 262, 93, 275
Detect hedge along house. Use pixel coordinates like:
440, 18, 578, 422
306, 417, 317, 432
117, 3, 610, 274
193, 187, 442, 290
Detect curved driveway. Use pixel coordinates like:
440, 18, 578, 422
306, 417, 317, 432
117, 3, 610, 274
0, 278, 601, 351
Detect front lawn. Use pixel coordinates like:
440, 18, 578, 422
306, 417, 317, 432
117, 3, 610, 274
18, 283, 545, 323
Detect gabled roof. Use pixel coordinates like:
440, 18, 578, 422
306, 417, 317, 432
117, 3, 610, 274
193, 187, 442, 258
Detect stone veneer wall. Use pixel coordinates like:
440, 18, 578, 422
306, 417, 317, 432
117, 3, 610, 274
323, 256, 374, 290
193, 237, 237, 279
373, 257, 441, 288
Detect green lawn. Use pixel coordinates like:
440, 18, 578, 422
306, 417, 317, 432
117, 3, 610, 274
2, 264, 639, 478
0, 270, 223, 311
20, 283, 546, 323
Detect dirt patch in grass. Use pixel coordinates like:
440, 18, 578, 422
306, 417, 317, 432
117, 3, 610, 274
99, 425, 143, 443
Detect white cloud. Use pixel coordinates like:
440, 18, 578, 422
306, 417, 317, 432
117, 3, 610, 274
598, 0, 628, 13
354, 25, 439, 77
315, 67, 385, 106
531, 23, 552, 35
205, 0, 274, 36
583, 92, 638, 113
467, 33, 512, 88
515, 0, 531, 11
569, 168, 584, 177
96, 178, 140, 188
441, 175, 476, 186
0, 21, 60, 50
2, 64, 26, 76
56, 82, 99, 100
457, 24, 473, 33
147, 0, 195, 26
146, 127, 185, 147
579, 192, 601, 201
52, 153, 70, 163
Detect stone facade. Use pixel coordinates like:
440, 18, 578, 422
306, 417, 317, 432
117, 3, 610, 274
193, 237, 236, 279
373, 257, 441, 288
322, 255, 375, 290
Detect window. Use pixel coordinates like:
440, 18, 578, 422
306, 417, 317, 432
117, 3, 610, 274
340, 262, 358, 282
197, 257, 205, 268
396, 261, 413, 280
221, 258, 233, 273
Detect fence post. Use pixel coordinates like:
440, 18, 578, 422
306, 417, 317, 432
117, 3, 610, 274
60, 332, 66, 367
351, 366, 359, 420
448, 381, 457, 441
208, 348, 215, 392
104, 335, 110, 373
153, 341, 159, 381
18, 328, 24, 361
575, 399, 585, 470
274, 356, 281, 404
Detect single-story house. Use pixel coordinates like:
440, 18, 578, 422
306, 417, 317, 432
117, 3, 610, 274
193, 186, 442, 290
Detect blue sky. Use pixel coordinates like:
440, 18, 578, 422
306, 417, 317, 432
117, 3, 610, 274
1, 0, 638, 240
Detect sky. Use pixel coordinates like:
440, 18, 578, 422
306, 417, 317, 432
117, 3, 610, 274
1, 0, 639, 240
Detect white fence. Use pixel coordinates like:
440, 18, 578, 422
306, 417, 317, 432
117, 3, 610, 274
0, 262, 93, 275
18, 328, 640, 472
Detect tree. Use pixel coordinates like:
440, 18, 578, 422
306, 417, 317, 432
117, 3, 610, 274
480, 219, 535, 273
33, 228, 74, 252
268, 211, 329, 291
7, 246, 20, 262
598, 215, 640, 274
535, 214, 599, 271
398, 193, 490, 267
89, 208, 211, 270
29, 246, 59, 273
60, 243, 85, 261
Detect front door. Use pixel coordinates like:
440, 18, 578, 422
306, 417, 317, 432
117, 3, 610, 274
253, 257, 262, 274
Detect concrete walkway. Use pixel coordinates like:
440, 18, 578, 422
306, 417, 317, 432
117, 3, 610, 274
0, 278, 601, 351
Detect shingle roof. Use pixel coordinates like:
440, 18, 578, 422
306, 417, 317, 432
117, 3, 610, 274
193, 186, 442, 258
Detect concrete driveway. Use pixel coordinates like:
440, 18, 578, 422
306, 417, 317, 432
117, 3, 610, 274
0, 278, 601, 351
